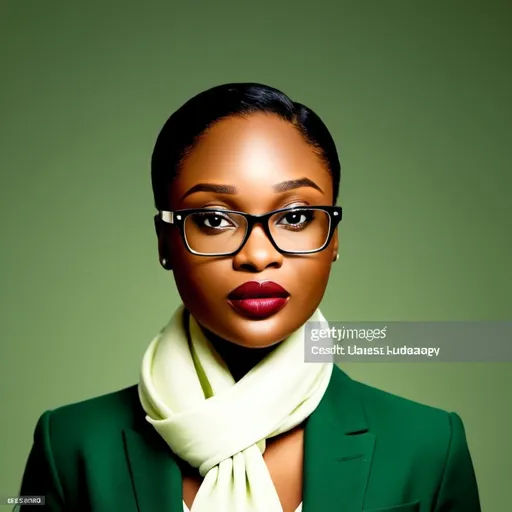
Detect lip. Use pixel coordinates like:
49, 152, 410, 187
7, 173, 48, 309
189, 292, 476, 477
227, 281, 290, 319
228, 281, 289, 300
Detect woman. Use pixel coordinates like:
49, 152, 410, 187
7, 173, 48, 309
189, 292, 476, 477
19, 83, 481, 511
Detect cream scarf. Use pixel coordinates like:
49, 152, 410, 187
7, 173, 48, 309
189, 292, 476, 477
138, 305, 333, 512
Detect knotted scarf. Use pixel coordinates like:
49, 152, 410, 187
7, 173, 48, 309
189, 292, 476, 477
138, 305, 333, 511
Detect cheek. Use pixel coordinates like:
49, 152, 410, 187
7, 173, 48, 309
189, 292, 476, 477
173, 258, 230, 308
292, 252, 333, 293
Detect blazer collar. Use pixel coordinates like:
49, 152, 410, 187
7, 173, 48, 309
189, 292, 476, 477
123, 366, 374, 511
302, 366, 375, 511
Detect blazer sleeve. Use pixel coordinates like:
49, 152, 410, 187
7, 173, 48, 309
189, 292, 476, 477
433, 412, 481, 512
18, 410, 65, 511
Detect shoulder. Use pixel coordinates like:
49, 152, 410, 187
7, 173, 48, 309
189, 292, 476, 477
334, 368, 477, 486
335, 365, 454, 426
331, 368, 480, 508
54, 384, 139, 423
22, 385, 142, 503
33, 385, 141, 448
331, 366, 470, 461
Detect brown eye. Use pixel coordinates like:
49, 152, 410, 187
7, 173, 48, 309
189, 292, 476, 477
277, 210, 315, 228
191, 212, 239, 231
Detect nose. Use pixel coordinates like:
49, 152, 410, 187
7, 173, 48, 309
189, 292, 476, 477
232, 225, 283, 272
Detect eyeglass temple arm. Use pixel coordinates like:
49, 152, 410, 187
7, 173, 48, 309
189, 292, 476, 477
160, 211, 174, 224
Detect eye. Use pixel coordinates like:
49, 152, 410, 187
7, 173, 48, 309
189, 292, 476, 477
192, 212, 238, 230
277, 210, 315, 228
203, 214, 232, 228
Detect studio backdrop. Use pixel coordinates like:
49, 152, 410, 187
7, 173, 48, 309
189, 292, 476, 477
1, 1, 510, 510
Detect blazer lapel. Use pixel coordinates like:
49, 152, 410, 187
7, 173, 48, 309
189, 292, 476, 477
122, 366, 374, 512
123, 423, 183, 512
303, 366, 376, 512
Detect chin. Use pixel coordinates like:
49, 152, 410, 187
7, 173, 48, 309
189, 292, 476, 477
220, 309, 308, 348
189, 298, 319, 348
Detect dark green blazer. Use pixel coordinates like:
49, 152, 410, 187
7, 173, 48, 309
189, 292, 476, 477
19, 366, 481, 511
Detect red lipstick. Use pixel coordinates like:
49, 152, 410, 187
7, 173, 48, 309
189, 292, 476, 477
227, 281, 290, 319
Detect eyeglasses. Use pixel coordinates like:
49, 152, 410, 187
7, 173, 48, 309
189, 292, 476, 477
158, 205, 342, 256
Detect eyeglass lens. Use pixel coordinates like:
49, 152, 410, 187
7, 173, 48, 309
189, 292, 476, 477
183, 209, 331, 255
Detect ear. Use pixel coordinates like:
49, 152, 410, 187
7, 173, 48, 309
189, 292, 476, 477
331, 229, 339, 262
154, 215, 172, 270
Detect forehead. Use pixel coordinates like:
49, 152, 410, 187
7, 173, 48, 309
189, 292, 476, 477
169, 113, 333, 209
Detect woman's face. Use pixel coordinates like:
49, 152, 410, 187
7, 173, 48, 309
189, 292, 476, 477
157, 113, 338, 348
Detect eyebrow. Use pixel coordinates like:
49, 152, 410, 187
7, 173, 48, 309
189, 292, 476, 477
180, 177, 323, 201
180, 183, 237, 200
273, 178, 323, 194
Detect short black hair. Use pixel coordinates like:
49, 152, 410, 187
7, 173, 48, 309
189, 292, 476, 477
151, 83, 341, 209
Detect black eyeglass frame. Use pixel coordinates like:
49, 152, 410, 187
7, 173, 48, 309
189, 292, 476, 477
158, 205, 343, 257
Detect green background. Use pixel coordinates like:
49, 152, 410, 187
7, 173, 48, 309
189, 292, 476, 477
1, 1, 510, 510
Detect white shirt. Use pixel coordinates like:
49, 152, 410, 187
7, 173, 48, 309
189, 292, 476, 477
183, 501, 303, 511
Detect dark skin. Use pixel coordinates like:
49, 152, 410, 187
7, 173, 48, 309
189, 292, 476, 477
154, 112, 339, 511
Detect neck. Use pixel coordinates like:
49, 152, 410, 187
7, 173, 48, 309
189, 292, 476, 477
200, 326, 279, 382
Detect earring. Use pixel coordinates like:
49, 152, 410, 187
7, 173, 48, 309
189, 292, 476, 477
161, 257, 169, 269
335, 253, 339, 262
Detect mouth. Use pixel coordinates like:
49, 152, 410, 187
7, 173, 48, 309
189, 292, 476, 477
227, 281, 290, 319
